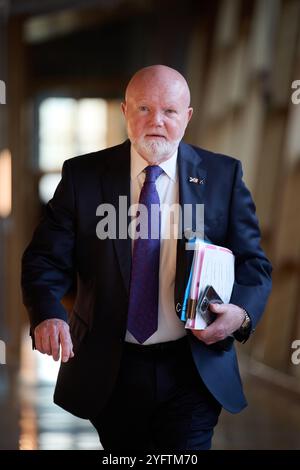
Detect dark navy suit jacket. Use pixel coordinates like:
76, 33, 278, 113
21, 140, 272, 418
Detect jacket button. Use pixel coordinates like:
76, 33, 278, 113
176, 302, 182, 313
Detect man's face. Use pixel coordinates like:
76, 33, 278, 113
121, 77, 193, 164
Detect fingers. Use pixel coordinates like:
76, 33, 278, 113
35, 320, 52, 355
49, 326, 60, 361
34, 328, 43, 352
209, 303, 224, 314
191, 321, 227, 345
34, 319, 74, 363
41, 333, 51, 355
190, 329, 205, 342
204, 324, 227, 344
59, 325, 74, 363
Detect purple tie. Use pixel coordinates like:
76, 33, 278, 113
127, 165, 164, 343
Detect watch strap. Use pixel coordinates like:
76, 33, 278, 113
233, 308, 252, 343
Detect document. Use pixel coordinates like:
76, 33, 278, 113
183, 239, 235, 330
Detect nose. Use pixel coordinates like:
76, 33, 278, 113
150, 110, 164, 126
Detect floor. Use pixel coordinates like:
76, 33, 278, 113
1, 348, 300, 450
213, 373, 300, 449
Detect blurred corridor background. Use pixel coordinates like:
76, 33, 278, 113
1, 0, 300, 450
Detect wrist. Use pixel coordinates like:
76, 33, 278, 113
239, 308, 251, 330
234, 308, 252, 343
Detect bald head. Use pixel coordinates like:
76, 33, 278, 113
125, 65, 191, 107
121, 65, 193, 164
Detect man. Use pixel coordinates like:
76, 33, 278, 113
22, 65, 272, 450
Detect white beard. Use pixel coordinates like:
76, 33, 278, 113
132, 136, 180, 163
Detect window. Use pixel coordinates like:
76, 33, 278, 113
38, 97, 125, 203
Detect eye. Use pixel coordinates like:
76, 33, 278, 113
165, 109, 177, 115
139, 106, 149, 112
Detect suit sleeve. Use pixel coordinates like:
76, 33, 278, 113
227, 160, 272, 332
21, 160, 76, 330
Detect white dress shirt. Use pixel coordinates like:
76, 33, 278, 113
125, 145, 186, 344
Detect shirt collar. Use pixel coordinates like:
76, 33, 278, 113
130, 144, 178, 182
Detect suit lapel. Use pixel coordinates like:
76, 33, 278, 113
174, 142, 207, 317
100, 140, 132, 295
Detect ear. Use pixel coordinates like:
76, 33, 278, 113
187, 107, 193, 123
121, 101, 126, 117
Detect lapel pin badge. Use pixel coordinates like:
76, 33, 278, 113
189, 176, 205, 185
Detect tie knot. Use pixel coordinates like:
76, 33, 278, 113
144, 165, 164, 183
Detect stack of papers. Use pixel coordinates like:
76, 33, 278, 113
181, 239, 235, 330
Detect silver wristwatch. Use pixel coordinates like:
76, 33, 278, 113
240, 309, 251, 331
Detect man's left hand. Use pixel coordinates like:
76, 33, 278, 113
191, 303, 245, 345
